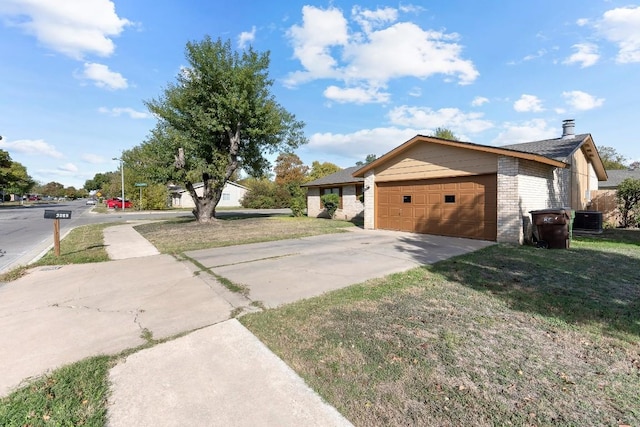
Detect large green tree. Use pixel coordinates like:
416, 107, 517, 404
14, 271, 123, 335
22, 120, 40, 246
145, 36, 306, 223
1, 150, 35, 197
84, 172, 114, 192
599, 146, 627, 170
616, 178, 640, 228
355, 154, 377, 167
432, 127, 459, 141
307, 161, 341, 182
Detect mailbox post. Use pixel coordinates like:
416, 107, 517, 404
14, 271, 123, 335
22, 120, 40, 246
44, 210, 72, 256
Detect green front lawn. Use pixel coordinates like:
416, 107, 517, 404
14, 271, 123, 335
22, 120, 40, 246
241, 230, 640, 426
2, 224, 638, 426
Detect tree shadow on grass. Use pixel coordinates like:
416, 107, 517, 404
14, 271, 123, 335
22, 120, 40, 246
425, 242, 640, 340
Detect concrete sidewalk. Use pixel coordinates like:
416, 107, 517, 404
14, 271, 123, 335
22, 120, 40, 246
0, 221, 354, 426
3, 220, 491, 425
108, 319, 351, 426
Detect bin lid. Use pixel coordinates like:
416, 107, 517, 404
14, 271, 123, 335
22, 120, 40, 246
530, 208, 568, 215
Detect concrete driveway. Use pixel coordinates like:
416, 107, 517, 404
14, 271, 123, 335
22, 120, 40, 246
185, 228, 494, 308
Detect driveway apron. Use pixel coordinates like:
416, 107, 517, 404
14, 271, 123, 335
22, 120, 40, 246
185, 229, 494, 308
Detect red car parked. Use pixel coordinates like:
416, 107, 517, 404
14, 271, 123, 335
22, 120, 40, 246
105, 197, 132, 209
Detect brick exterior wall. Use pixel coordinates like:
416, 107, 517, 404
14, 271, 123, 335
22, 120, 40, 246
306, 187, 322, 217
497, 156, 520, 244
363, 171, 375, 229
335, 185, 364, 220
497, 156, 565, 244
306, 185, 364, 220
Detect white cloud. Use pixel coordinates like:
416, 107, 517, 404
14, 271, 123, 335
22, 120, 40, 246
352, 5, 398, 34
596, 6, 640, 63
563, 43, 599, 68
576, 18, 590, 27
408, 86, 422, 97
285, 5, 478, 103
471, 96, 489, 107
58, 163, 78, 172
0, 0, 130, 60
285, 5, 349, 84
306, 127, 420, 161
323, 85, 390, 104
523, 49, 547, 61
513, 94, 545, 112
492, 119, 557, 146
388, 106, 494, 134
98, 106, 150, 119
79, 62, 127, 89
562, 90, 605, 110
81, 153, 105, 164
0, 138, 63, 158
238, 26, 256, 49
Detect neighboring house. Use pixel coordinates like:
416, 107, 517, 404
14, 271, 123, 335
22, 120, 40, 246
170, 181, 248, 208
302, 166, 365, 220
350, 120, 607, 244
590, 169, 640, 225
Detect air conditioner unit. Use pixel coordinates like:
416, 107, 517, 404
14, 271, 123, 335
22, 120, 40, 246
573, 211, 603, 233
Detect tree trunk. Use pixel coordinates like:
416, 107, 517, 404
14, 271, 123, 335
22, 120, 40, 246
186, 178, 223, 224
176, 122, 241, 224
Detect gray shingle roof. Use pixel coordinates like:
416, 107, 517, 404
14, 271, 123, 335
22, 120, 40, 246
599, 169, 640, 188
302, 166, 364, 187
501, 134, 589, 161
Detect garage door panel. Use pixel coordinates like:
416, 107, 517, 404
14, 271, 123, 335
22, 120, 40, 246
376, 174, 497, 240
413, 194, 426, 204
458, 194, 477, 207
428, 194, 441, 204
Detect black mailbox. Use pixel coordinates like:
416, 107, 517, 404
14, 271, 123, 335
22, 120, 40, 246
44, 210, 72, 219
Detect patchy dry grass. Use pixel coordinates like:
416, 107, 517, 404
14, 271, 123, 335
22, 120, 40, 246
242, 229, 640, 426
135, 216, 356, 254
0, 223, 113, 283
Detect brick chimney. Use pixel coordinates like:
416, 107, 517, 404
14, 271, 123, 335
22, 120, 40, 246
561, 119, 575, 139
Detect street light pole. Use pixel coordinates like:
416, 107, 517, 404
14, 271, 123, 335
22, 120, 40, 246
112, 157, 125, 212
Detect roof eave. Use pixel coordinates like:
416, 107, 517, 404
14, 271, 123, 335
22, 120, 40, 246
301, 180, 363, 188
352, 135, 567, 177
580, 135, 608, 181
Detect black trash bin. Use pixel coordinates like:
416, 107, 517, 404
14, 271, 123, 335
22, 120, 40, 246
530, 209, 572, 249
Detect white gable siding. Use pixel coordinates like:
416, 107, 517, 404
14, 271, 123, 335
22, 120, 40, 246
172, 182, 247, 208
218, 182, 247, 207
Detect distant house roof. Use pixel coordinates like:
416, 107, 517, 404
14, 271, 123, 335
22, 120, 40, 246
302, 166, 364, 187
599, 169, 640, 188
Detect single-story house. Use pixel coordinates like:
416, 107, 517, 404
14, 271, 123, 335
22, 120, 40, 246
590, 169, 640, 225
170, 181, 248, 208
308, 120, 607, 244
302, 166, 365, 220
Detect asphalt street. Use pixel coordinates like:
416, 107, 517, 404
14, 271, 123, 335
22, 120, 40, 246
0, 200, 188, 273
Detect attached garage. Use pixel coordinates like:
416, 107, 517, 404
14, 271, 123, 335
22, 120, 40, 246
376, 174, 497, 240
352, 122, 608, 244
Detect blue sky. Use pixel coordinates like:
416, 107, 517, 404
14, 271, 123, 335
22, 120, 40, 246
1, 0, 639, 188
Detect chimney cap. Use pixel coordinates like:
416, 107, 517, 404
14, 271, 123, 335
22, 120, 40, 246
561, 119, 575, 139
